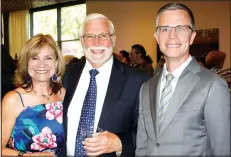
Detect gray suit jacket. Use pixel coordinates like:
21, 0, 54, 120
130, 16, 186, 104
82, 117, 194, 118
136, 58, 230, 156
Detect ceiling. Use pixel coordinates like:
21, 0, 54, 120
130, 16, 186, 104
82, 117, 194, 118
1, 0, 80, 12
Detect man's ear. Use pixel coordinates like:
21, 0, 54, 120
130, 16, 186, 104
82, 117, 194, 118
190, 31, 196, 45
80, 36, 86, 48
154, 32, 159, 44
112, 34, 116, 47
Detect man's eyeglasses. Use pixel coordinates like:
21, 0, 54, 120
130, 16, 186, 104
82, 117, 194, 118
156, 25, 193, 35
83, 33, 114, 41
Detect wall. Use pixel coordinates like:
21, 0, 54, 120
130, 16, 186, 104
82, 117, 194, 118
87, 1, 230, 69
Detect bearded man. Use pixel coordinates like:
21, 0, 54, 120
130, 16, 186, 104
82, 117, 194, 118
62, 13, 149, 157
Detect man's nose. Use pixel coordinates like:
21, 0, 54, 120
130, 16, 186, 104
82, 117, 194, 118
168, 28, 177, 40
93, 37, 101, 46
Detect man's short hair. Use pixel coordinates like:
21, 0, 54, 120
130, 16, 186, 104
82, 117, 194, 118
156, 3, 195, 30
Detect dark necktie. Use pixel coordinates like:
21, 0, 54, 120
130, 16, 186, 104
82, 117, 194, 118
74, 69, 99, 156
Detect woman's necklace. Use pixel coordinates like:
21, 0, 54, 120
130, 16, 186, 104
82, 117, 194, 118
32, 89, 52, 100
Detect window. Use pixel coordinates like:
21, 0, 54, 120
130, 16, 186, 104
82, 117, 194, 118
33, 9, 57, 40
31, 1, 86, 58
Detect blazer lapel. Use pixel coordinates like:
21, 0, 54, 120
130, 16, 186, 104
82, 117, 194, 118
159, 58, 200, 136
63, 59, 85, 111
98, 59, 126, 127
150, 69, 162, 138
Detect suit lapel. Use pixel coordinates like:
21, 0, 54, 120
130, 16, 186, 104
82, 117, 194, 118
63, 59, 85, 112
159, 58, 200, 136
150, 69, 162, 138
98, 59, 126, 127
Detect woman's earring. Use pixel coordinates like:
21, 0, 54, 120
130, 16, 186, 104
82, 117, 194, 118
26, 75, 31, 83
51, 73, 58, 82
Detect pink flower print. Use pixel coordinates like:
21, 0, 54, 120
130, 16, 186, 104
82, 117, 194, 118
31, 127, 57, 151
45, 102, 63, 123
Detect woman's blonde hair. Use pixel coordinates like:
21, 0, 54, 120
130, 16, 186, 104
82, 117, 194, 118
14, 33, 65, 93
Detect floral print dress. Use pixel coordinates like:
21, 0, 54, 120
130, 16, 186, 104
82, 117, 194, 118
7, 101, 64, 156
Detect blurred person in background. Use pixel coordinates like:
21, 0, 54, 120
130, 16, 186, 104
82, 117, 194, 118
63, 55, 76, 65
154, 55, 165, 74
205, 50, 231, 92
112, 52, 122, 61
205, 50, 226, 74
129, 44, 154, 77
195, 57, 205, 67
129, 44, 146, 67
1, 44, 16, 99
69, 57, 80, 64
119, 50, 130, 64
1, 34, 66, 156
144, 55, 153, 65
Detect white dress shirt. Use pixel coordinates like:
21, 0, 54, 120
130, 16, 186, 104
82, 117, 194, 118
159, 56, 193, 105
67, 57, 113, 156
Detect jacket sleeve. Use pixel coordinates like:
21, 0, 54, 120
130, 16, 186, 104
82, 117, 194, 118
135, 83, 149, 156
204, 77, 230, 156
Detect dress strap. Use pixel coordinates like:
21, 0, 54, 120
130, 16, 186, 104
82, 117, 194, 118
14, 90, 25, 107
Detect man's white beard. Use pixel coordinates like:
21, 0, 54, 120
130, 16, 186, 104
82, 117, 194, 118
83, 46, 113, 65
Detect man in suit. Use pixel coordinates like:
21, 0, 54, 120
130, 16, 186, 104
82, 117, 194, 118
62, 13, 149, 157
136, 3, 230, 156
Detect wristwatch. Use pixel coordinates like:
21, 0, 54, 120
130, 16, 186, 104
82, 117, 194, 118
18, 151, 24, 156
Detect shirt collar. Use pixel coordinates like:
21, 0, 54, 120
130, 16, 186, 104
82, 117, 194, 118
162, 55, 192, 79
85, 56, 113, 74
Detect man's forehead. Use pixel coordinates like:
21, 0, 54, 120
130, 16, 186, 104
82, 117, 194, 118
84, 19, 110, 33
85, 19, 108, 27
130, 49, 137, 53
158, 9, 190, 19
158, 10, 191, 25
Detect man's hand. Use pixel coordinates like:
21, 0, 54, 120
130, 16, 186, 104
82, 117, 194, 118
82, 131, 122, 156
24, 151, 56, 156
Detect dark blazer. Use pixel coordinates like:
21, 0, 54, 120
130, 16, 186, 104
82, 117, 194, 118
62, 57, 150, 157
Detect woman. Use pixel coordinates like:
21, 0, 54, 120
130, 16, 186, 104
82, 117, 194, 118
205, 50, 226, 74
2, 34, 66, 156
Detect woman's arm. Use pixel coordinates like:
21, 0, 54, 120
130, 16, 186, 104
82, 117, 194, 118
1, 90, 23, 156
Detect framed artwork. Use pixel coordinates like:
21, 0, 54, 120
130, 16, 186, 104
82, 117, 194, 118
156, 28, 219, 65
190, 28, 219, 64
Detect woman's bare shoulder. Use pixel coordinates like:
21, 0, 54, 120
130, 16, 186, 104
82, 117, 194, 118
2, 90, 19, 103
2, 88, 26, 108
1, 89, 24, 115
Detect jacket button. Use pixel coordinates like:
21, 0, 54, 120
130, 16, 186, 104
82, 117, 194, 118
156, 143, 160, 147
